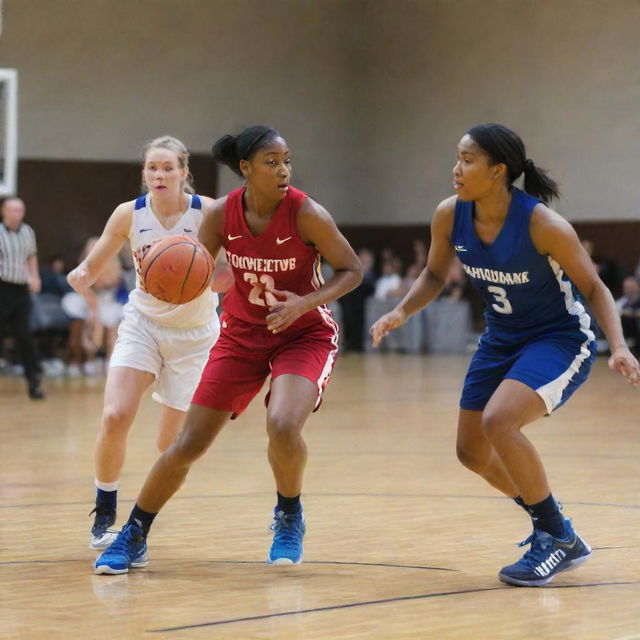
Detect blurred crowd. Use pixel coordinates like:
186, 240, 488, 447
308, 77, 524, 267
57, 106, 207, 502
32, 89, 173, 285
331, 239, 477, 355
2, 202, 640, 385
1, 237, 132, 379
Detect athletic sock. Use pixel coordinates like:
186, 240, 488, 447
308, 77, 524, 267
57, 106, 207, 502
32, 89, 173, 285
277, 492, 301, 515
512, 495, 529, 512
128, 504, 157, 537
528, 493, 566, 539
96, 488, 117, 511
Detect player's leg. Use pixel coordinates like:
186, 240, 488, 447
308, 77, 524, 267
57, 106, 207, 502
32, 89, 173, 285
150, 319, 218, 453
93, 404, 231, 574
156, 405, 186, 452
265, 374, 318, 565
94, 320, 264, 574
456, 341, 526, 504
90, 365, 154, 549
456, 408, 521, 497
90, 306, 162, 548
265, 319, 338, 565
484, 334, 595, 586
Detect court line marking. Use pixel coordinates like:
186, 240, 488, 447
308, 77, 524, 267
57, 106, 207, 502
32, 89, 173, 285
2, 492, 638, 510
0, 559, 459, 571
3, 547, 637, 567
148, 581, 639, 633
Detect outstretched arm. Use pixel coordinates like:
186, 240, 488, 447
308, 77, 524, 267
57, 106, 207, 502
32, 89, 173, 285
67, 203, 131, 294
370, 197, 456, 347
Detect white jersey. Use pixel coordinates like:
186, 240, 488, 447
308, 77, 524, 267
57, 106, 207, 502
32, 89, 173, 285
127, 193, 218, 328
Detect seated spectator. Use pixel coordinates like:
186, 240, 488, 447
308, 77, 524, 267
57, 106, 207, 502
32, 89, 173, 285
338, 247, 376, 352
616, 276, 640, 354
439, 259, 466, 302
61, 238, 124, 376
411, 238, 428, 272
40, 255, 72, 297
582, 238, 621, 297
374, 256, 403, 300
387, 263, 420, 300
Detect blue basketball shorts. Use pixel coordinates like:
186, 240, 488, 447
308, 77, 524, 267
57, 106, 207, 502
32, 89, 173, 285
460, 333, 597, 414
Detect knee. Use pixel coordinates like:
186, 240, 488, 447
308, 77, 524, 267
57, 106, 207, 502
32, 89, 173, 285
266, 415, 302, 452
481, 411, 514, 445
456, 440, 487, 472
101, 404, 136, 437
156, 432, 174, 454
168, 430, 210, 466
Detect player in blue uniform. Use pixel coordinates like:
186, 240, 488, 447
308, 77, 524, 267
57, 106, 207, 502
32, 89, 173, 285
371, 123, 639, 587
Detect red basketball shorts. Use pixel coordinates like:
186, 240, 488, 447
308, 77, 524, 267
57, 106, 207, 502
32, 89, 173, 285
192, 311, 339, 417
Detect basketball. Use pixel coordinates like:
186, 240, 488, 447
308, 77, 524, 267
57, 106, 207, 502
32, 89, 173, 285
140, 235, 215, 304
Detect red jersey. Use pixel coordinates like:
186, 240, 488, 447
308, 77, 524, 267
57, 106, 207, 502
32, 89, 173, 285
221, 186, 328, 332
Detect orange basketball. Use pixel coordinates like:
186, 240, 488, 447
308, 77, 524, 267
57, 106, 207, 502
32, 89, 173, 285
140, 235, 215, 304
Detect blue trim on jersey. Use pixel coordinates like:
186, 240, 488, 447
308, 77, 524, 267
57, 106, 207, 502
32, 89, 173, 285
135, 195, 146, 210
453, 188, 597, 413
191, 194, 202, 210
452, 188, 596, 345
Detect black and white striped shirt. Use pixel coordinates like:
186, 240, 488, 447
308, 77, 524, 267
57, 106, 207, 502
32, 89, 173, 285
0, 222, 37, 284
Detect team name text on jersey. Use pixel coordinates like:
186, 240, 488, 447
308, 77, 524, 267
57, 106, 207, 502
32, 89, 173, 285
462, 263, 530, 285
226, 250, 296, 273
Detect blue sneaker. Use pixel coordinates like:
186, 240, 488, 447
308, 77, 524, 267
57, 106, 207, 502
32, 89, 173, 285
89, 506, 118, 550
499, 519, 591, 586
268, 507, 306, 565
94, 523, 148, 575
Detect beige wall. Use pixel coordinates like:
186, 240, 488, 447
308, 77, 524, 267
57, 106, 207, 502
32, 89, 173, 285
2, 0, 639, 223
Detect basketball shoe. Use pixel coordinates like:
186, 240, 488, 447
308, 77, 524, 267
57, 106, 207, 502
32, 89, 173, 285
268, 507, 306, 565
94, 522, 148, 575
89, 505, 118, 550
499, 518, 592, 586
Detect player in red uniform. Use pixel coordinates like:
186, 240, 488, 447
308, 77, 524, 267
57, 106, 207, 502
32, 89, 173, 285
94, 125, 363, 573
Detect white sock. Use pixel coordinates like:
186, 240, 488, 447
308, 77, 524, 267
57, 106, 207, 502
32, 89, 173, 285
95, 479, 119, 492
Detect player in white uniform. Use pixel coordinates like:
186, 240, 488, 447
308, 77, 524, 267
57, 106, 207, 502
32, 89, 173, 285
67, 136, 220, 549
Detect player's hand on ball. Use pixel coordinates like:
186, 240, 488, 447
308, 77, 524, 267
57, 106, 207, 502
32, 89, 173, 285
608, 345, 640, 387
370, 308, 407, 347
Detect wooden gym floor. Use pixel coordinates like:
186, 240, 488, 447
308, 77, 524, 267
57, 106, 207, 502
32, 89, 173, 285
1, 354, 638, 639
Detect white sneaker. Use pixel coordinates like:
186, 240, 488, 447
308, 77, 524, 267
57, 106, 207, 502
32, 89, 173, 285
90, 529, 119, 550
66, 363, 82, 378
83, 360, 100, 377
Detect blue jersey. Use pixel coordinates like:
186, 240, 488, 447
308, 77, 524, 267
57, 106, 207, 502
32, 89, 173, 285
451, 188, 595, 346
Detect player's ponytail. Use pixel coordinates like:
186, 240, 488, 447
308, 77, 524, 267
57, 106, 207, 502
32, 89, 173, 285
522, 159, 560, 204
211, 134, 242, 176
467, 123, 560, 204
212, 125, 282, 178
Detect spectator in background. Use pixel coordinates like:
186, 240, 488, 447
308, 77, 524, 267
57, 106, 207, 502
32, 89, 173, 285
62, 237, 124, 376
616, 276, 640, 354
374, 255, 403, 300
439, 259, 466, 302
581, 238, 621, 297
338, 247, 376, 351
412, 238, 428, 272
0, 197, 45, 399
40, 255, 72, 297
633, 255, 640, 283
118, 243, 137, 295
387, 263, 421, 300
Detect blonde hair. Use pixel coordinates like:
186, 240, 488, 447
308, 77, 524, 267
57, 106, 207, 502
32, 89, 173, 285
142, 135, 195, 194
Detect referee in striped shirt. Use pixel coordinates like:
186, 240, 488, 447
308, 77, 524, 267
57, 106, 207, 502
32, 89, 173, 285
0, 197, 45, 399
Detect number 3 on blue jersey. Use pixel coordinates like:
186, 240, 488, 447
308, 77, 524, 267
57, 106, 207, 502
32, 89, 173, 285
487, 286, 513, 314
